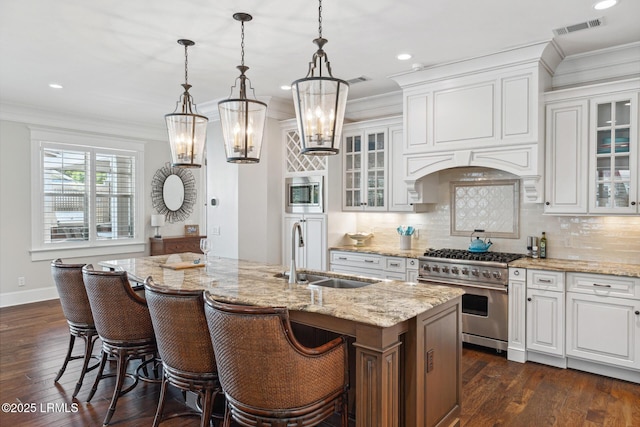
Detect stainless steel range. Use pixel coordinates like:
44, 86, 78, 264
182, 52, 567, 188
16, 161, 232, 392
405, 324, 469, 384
418, 249, 524, 351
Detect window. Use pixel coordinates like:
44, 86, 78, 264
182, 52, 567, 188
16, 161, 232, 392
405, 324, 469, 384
31, 128, 145, 259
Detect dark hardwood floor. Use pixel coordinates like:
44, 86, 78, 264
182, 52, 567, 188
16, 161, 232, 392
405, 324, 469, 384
1, 299, 639, 426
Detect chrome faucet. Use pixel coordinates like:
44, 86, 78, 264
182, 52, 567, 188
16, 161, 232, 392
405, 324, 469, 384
289, 222, 305, 284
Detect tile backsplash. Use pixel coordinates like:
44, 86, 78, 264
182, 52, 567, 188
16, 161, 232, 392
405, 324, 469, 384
354, 167, 640, 264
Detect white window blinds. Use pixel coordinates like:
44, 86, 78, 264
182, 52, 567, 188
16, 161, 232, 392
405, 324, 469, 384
40, 144, 137, 245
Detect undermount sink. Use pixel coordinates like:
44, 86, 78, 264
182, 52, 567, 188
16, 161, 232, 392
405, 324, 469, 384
275, 272, 374, 289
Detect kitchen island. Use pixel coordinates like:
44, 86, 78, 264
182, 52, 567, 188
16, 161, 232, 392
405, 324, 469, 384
100, 253, 464, 427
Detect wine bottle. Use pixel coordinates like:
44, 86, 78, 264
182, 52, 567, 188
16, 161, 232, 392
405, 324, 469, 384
540, 232, 547, 259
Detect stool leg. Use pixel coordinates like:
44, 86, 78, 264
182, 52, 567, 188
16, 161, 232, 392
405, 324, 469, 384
72, 333, 98, 398
54, 334, 75, 382
102, 350, 128, 426
222, 399, 232, 427
152, 375, 168, 427
199, 388, 215, 427
87, 350, 108, 402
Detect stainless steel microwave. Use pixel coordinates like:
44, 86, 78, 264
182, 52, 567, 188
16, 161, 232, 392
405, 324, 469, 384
285, 176, 324, 213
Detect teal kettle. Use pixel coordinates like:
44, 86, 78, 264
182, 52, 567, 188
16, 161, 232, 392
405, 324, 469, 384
468, 230, 492, 253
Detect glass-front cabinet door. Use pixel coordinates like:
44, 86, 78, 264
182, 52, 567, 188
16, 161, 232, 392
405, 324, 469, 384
590, 93, 638, 214
343, 128, 388, 211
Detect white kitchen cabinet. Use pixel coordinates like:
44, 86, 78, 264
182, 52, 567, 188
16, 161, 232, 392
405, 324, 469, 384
329, 250, 420, 281
406, 258, 419, 283
543, 79, 639, 215
343, 124, 389, 211
589, 92, 638, 214
526, 270, 565, 364
284, 214, 326, 271
544, 100, 589, 214
565, 272, 640, 380
507, 267, 527, 363
330, 250, 384, 278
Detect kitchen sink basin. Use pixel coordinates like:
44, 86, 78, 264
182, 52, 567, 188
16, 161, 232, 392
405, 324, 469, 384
274, 272, 374, 289
308, 277, 372, 289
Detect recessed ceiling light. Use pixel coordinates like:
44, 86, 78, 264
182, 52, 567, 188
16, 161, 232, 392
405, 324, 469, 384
280, 85, 291, 91
593, 0, 618, 10
49, 83, 63, 89
397, 53, 412, 61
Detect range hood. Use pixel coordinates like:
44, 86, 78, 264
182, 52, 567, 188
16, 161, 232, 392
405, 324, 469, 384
390, 41, 564, 203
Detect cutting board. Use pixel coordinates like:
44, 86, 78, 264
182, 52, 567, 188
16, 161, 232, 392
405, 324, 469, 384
159, 261, 205, 270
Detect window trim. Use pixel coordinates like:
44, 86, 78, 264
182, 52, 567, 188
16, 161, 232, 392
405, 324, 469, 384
30, 127, 145, 260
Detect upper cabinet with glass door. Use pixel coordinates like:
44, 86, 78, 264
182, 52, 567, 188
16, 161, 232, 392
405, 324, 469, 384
343, 127, 388, 211
590, 93, 638, 214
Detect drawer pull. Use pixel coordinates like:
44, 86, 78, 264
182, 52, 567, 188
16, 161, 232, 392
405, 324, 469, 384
538, 279, 553, 283
390, 263, 400, 267
592, 283, 612, 288
338, 257, 348, 260
364, 259, 375, 263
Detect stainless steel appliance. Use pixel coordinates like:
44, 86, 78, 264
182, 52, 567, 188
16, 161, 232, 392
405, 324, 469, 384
285, 176, 323, 213
417, 248, 524, 351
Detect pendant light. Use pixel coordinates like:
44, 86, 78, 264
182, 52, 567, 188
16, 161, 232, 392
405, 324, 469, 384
218, 13, 267, 164
165, 39, 208, 168
291, 0, 349, 156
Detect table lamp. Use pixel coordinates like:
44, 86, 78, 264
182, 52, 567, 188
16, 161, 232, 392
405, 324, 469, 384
151, 214, 165, 238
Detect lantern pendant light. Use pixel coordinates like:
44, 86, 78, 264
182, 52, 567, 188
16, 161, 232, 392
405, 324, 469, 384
218, 13, 267, 164
292, 0, 349, 156
165, 39, 208, 168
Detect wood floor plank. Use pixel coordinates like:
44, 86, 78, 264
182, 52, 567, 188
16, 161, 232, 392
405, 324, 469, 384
2, 300, 640, 427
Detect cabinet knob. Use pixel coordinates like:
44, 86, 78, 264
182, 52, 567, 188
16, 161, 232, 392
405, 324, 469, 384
545, 201, 550, 206
632, 201, 637, 206
527, 297, 532, 301
635, 311, 640, 315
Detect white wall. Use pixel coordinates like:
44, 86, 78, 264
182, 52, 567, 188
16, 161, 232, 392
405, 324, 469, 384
206, 117, 283, 265
0, 114, 205, 307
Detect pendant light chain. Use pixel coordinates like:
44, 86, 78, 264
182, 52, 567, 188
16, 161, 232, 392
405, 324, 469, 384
183, 43, 189, 86
318, 0, 323, 39
240, 20, 245, 68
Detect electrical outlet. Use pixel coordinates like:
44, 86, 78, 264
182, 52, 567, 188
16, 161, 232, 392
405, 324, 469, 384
18, 277, 25, 287
212, 226, 221, 235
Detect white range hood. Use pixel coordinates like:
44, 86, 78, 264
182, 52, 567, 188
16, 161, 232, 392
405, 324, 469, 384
390, 41, 564, 203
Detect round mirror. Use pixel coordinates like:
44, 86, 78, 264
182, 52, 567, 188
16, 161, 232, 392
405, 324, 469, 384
163, 174, 185, 211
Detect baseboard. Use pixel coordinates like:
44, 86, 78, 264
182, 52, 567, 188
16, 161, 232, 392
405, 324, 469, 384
0, 286, 59, 307
567, 357, 640, 384
527, 351, 567, 369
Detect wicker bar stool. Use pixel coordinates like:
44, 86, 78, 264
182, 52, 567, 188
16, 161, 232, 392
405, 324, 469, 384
82, 265, 159, 427
144, 278, 222, 427
203, 293, 349, 427
51, 259, 100, 398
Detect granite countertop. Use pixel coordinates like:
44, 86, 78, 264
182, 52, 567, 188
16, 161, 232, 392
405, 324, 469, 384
330, 244, 425, 259
332, 245, 639, 278
99, 253, 464, 329
509, 257, 640, 278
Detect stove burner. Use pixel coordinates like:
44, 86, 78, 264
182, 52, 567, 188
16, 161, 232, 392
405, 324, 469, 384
423, 248, 524, 264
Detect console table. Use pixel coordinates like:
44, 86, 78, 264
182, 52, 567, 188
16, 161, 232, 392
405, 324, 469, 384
149, 235, 205, 256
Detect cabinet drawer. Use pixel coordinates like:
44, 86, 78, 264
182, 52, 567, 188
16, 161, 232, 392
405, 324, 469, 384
509, 267, 526, 281
330, 265, 384, 279
385, 257, 406, 272
406, 258, 419, 270
330, 251, 383, 269
567, 273, 639, 299
527, 269, 564, 291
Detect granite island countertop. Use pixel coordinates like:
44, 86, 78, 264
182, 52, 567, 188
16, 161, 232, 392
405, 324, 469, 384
99, 253, 464, 329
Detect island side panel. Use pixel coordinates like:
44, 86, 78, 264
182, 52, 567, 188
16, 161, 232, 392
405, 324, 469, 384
405, 296, 462, 427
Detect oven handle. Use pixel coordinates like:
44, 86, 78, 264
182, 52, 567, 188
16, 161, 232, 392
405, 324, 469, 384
417, 277, 508, 293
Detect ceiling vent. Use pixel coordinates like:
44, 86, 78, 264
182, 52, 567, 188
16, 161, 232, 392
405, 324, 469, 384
346, 76, 371, 85
553, 17, 603, 36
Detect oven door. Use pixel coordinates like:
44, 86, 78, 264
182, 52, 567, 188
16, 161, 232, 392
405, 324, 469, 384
418, 278, 508, 351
